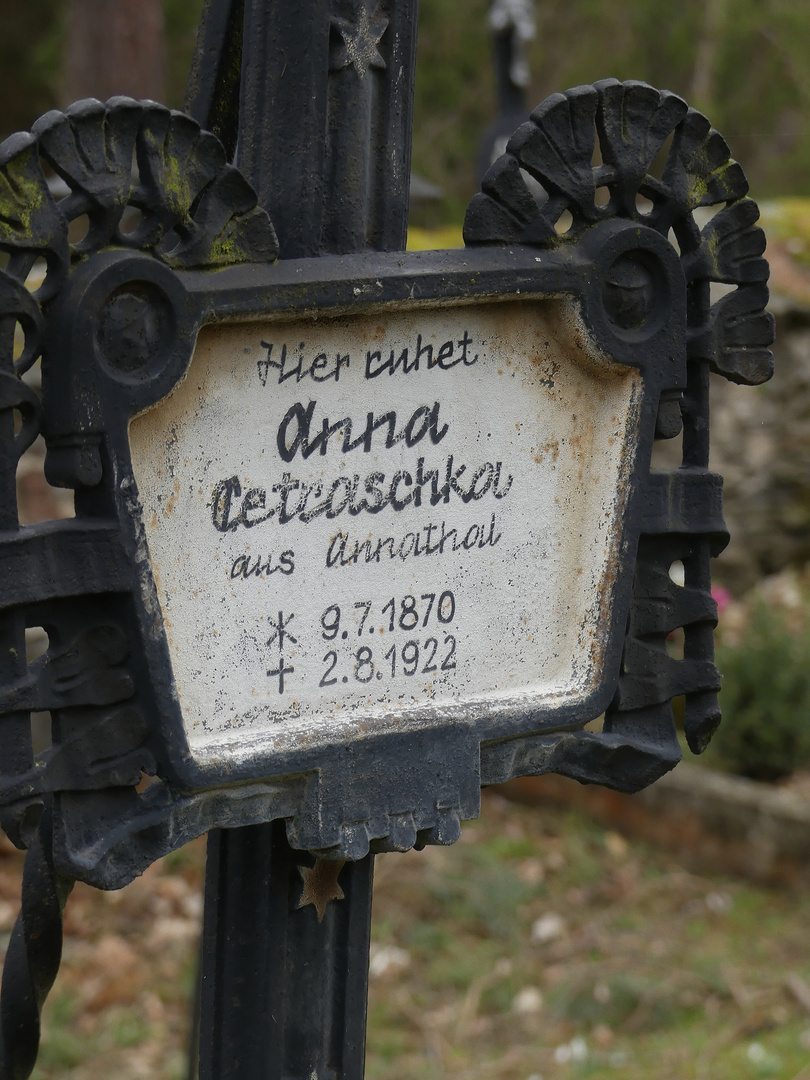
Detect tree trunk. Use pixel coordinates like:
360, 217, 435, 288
62, 0, 166, 106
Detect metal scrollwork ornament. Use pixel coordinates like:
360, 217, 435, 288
0, 98, 277, 1078
469, 80, 773, 788
0, 79, 774, 1079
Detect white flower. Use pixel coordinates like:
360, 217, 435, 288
531, 913, 565, 944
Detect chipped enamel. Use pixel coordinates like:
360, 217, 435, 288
127, 299, 641, 765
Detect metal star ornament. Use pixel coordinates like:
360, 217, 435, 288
330, 5, 388, 77
296, 859, 346, 923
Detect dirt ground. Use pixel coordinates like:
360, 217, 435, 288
0, 790, 808, 1079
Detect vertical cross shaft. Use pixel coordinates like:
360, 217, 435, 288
197, 823, 375, 1080
187, 2, 419, 1077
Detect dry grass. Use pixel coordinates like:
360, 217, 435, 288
0, 791, 805, 1078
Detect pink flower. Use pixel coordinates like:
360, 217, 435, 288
712, 585, 733, 615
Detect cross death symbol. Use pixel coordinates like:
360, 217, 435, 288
268, 660, 294, 694
267, 611, 297, 650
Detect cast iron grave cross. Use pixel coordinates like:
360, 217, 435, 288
0, 1, 772, 1077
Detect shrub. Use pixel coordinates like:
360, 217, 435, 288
713, 599, 810, 782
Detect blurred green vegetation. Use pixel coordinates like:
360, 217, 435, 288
25, 796, 810, 1078
712, 599, 810, 781
412, 0, 810, 221
1, 1, 809, 224
0, 0, 204, 137
163, 0, 206, 107
365, 794, 810, 1080
0, 0, 62, 134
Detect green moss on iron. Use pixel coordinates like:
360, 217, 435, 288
0, 147, 47, 237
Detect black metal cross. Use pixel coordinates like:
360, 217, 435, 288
0, 2, 774, 1077
187, 2, 419, 1077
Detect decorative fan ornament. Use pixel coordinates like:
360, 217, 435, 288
0, 97, 280, 526
467, 79, 774, 769
0, 97, 277, 305
466, 79, 772, 388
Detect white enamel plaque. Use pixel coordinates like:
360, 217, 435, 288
128, 299, 642, 765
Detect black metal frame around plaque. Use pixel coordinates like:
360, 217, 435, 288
0, 82, 773, 895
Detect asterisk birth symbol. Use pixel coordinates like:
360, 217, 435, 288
267, 610, 297, 651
